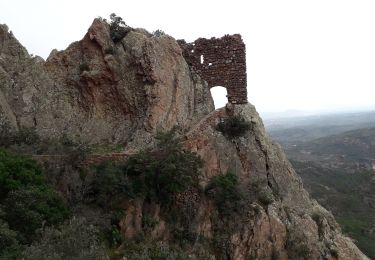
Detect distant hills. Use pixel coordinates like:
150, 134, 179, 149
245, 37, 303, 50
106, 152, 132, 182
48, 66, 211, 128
294, 127, 375, 162
283, 127, 375, 172
265, 110, 375, 145
265, 111, 375, 259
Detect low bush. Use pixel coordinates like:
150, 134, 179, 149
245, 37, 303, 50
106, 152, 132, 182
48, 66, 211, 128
0, 120, 13, 147
104, 46, 115, 55
125, 130, 202, 205
79, 63, 90, 73
3, 187, 68, 243
89, 129, 203, 207
0, 149, 44, 199
0, 149, 68, 247
142, 214, 158, 233
258, 188, 274, 206
23, 217, 107, 260
121, 240, 189, 260
153, 29, 165, 37
206, 172, 244, 216
88, 161, 132, 207
172, 228, 199, 248
0, 219, 21, 259
216, 115, 251, 138
212, 233, 233, 258
109, 13, 131, 43
14, 127, 40, 145
0, 125, 40, 147
286, 227, 314, 259
65, 142, 91, 168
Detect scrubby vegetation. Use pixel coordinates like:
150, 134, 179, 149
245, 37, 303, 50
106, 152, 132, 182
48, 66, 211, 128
23, 217, 107, 260
88, 128, 203, 208
0, 124, 345, 259
216, 115, 251, 138
83, 129, 211, 257
269, 115, 375, 259
108, 13, 131, 43
79, 63, 90, 73
153, 29, 165, 37
104, 46, 115, 55
206, 172, 244, 216
337, 216, 375, 259
0, 149, 68, 258
292, 160, 375, 258
0, 125, 40, 147
121, 240, 190, 260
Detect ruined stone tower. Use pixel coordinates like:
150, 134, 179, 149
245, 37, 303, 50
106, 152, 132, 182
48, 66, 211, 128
178, 34, 247, 104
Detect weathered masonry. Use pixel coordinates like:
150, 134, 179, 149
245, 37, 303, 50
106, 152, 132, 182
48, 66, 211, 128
178, 34, 247, 104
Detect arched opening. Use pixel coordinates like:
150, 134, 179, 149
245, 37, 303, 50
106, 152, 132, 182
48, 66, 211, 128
210, 86, 228, 109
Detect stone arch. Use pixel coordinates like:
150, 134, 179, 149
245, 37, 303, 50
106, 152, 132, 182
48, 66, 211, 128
210, 86, 228, 109
177, 34, 247, 104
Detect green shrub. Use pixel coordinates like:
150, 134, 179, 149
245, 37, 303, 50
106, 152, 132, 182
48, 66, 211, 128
104, 46, 115, 55
0, 120, 13, 147
23, 217, 107, 260
65, 142, 91, 168
286, 227, 313, 259
172, 228, 198, 248
0, 149, 68, 246
121, 240, 189, 260
153, 29, 165, 37
330, 247, 339, 258
206, 172, 244, 216
124, 129, 203, 205
0, 125, 40, 147
89, 161, 132, 207
0, 219, 21, 259
14, 127, 40, 145
90, 129, 203, 207
216, 115, 251, 138
101, 223, 122, 248
79, 63, 90, 73
109, 13, 131, 43
142, 214, 158, 233
258, 188, 274, 206
0, 149, 44, 199
212, 233, 232, 258
311, 211, 324, 223
3, 187, 69, 243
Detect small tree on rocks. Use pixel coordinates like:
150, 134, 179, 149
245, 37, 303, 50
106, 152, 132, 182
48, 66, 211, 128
109, 13, 131, 43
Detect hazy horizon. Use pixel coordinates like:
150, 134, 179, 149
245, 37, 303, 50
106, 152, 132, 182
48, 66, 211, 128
1, 0, 374, 115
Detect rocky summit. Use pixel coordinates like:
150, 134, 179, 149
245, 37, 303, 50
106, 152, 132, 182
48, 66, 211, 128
0, 17, 369, 259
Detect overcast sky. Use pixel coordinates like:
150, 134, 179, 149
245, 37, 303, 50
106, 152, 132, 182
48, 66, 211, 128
1, 0, 375, 114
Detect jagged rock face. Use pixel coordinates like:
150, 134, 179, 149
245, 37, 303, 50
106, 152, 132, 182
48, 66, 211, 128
0, 19, 214, 145
104, 104, 368, 260
0, 20, 368, 259
180, 104, 368, 259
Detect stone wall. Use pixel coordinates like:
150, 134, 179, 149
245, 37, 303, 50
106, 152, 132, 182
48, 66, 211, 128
178, 34, 247, 104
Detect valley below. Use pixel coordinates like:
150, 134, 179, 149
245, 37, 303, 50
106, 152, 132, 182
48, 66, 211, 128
265, 111, 375, 259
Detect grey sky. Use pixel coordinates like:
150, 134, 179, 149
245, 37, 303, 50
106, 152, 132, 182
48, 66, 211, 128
1, 0, 375, 114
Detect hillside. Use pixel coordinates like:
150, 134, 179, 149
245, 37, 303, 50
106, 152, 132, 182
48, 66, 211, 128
284, 127, 375, 170
290, 160, 375, 259
268, 121, 375, 259
294, 127, 375, 161
0, 16, 368, 259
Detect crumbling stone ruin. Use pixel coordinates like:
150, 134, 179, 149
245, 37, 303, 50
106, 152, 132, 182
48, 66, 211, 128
178, 34, 247, 104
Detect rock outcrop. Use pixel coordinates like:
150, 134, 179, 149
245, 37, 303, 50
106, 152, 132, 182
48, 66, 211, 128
181, 104, 368, 259
0, 19, 368, 259
0, 19, 213, 146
